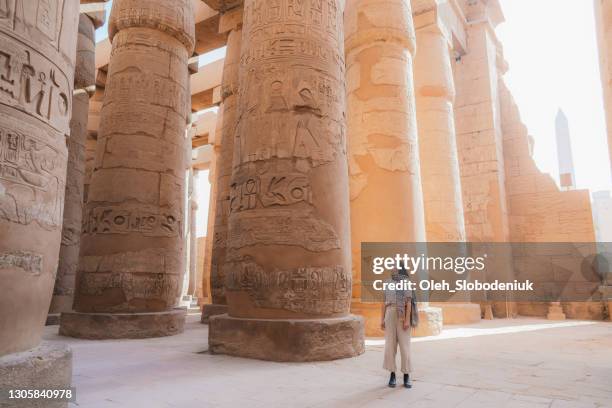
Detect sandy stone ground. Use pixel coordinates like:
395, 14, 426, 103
44, 315, 612, 408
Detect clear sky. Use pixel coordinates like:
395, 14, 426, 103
497, 0, 611, 193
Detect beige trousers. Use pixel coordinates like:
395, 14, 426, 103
383, 307, 413, 374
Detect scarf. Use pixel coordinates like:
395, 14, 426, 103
385, 273, 411, 319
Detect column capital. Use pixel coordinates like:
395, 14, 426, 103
201, 0, 243, 13
218, 6, 243, 34
80, 1, 111, 29
463, 0, 505, 28
109, 0, 196, 53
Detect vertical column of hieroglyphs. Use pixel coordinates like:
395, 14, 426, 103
414, 18, 466, 243
224, 0, 352, 320
202, 7, 243, 321
0, 0, 79, 355
48, 13, 97, 324
63, 0, 195, 338
345, 0, 426, 295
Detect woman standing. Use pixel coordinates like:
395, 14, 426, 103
381, 266, 416, 388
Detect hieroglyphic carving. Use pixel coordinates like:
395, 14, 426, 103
0, 1, 64, 45
0, 251, 42, 275
0, 34, 72, 134
0, 118, 64, 229
77, 247, 181, 307
77, 272, 180, 303
230, 173, 313, 212
229, 209, 340, 252
103, 64, 189, 117
82, 205, 182, 238
222, 0, 351, 319
225, 258, 350, 314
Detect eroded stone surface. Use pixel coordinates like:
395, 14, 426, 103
208, 0, 364, 361
0, 342, 72, 408
49, 14, 97, 321
67, 0, 195, 335
209, 314, 365, 362
59, 309, 186, 340
0, 0, 79, 357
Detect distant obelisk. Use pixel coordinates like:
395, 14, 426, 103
556, 109, 576, 189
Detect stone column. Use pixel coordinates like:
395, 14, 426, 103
413, 8, 480, 324
60, 0, 195, 340
345, 0, 442, 337
0, 0, 79, 398
209, 0, 365, 362
47, 14, 97, 326
201, 6, 242, 323
187, 168, 199, 298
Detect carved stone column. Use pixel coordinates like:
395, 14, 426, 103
0, 0, 79, 398
187, 168, 199, 298
414, 7, 480, 324
60, 0, 195, 339
201, 6, 243, 323
47, 14, 97, 326
208, 0, 365, 362
345, 0, 442, 337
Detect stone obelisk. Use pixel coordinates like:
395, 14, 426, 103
47, 13, 98, 326
209, 0, 365, 362
0, 0, 79, 399
60, 0, 195, 339
345, 0, 442, 336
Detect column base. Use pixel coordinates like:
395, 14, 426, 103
351, 301, 443, 337
59, 309, 186, 340
546, 303, 566, 320
0, 342, 72, 408
412, 305, 443, 337
200, 304, 228, 324
430, 302, 482, 324
208, 314, 365, 362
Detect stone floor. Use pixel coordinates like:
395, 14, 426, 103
44, 314, 612, 408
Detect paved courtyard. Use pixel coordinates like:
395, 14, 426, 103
45, 315, 612, 408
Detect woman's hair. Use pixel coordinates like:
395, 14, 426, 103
398, 263, 409, 276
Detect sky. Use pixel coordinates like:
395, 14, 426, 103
497, 0, 611, 193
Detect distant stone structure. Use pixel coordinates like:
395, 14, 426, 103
555, 109, 576, 189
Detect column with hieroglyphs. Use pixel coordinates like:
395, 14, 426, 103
345, 0, 443, 337
47, 12, 101, 326
0, 0, 80, 398
60, 0, 195, 339
208, 0, 365, 362
413, 2, 481, 324
201, 4, 243, 323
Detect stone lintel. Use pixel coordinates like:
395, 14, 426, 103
209, 315, 365, 362
195, 14, 229, 55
